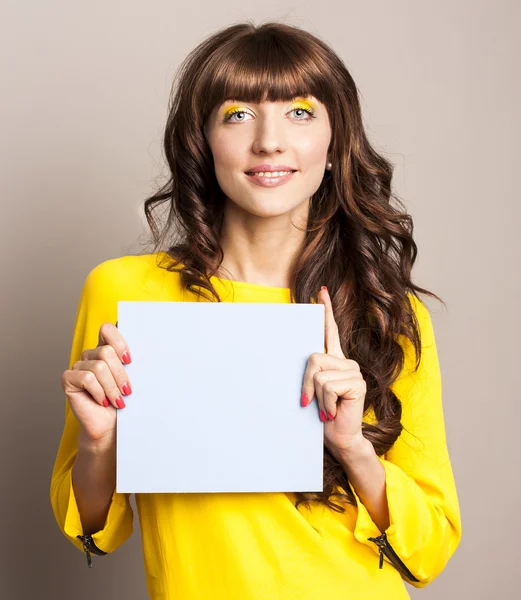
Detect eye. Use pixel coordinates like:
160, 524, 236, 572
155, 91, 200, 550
223, 108, 253, 123
223, 105, 317, 123
290, 106, 316, 120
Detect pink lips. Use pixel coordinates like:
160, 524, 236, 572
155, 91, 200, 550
245, 164, 297, 173
244, 170, 297, 188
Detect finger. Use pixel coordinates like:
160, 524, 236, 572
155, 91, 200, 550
79, 345, 131, 408
314, 369, 362, 419
318, 287, 344, 359
301, 353, 358, 407
63, 368, 109, 407
98, 321, 131, 364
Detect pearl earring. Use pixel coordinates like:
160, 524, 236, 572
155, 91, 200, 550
326, 161, 332, 170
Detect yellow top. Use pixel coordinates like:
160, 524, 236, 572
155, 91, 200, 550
50, 252, 461, 599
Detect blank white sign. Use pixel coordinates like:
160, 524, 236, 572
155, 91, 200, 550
116, 301, 325, 494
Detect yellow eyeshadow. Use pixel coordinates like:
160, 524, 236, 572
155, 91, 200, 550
291, 99, 316, 112
222, 98, 316, 119
223, 104, 243, 118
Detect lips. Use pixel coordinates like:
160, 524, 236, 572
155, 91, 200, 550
245, 164, 297, 174
244, 170, 297, 188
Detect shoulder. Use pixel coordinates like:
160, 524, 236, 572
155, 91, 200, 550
406, 292, 436, 348
82, 252, 183, 299
394, 293, 440, 398
83, 253, 154, 287
406, 292, 429, 323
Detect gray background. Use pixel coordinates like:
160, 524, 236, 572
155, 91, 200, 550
1, 1, 519, 598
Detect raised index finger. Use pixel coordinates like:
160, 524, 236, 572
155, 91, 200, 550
319, 286, 345, 359
97, 321, 132, 364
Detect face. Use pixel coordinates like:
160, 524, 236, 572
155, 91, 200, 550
203, 95, 332, 219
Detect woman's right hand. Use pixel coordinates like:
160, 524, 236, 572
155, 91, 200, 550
61, 321, 132, 449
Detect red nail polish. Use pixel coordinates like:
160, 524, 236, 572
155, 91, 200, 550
321, 286, 327, 291
327, 412, 335, 421
301, 392, 309, 407
122, 382, 132, 396
102, 397, 110, 407
319, 409, 326, 422
116, 396, 126, 409
122, 351, 132, 364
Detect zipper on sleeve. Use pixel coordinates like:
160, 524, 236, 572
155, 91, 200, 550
367, 531, 420, 583
77, 534, 107, 568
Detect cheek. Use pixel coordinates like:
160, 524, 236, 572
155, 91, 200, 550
210, 137, 245, 195
210, 131, 251, 172
297, 132, 330, 168
212, 140, 236, 170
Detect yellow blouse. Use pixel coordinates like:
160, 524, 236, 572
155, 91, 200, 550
50, 252, 461, 599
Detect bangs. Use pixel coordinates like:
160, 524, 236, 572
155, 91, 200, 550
198, 31, 333, 119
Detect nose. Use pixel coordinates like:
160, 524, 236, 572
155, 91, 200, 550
251, 118, 287, 155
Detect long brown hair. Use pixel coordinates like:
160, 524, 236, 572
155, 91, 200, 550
141, 21, 444, 512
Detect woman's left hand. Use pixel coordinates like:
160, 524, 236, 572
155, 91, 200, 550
301, 286, 368, 459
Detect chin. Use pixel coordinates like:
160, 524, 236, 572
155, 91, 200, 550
240, 199, 301, 219
227, 190, 304, 215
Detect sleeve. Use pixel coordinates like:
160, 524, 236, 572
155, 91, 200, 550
49, 261, 134, 563
347, 294, 462, 587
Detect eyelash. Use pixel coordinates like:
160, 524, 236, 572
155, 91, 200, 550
223, 106, 316, 123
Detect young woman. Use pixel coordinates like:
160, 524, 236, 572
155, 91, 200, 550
50, 21, 461, 599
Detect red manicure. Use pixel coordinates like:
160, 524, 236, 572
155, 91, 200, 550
301, 392, 310, 407
122, 351, 132, 364
319, 409, 326, 422
116, 396, 126, 409
122, 382, 132, 396
327, 412, 335, 421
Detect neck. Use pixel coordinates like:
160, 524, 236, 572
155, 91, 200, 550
217, 200, 309, 288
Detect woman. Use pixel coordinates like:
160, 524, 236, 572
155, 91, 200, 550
50, 21, 462, 599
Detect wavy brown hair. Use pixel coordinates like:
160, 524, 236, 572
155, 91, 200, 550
141, 21, 445, 513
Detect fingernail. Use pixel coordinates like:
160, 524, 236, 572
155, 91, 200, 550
116, 396, 126, 409
122, 351, 132, 364
122, 382, 132, 396
327, 411, 335, 421
321, 286, 327, 292
102, 397, 110, 407
301, 392, 310, 407
319, 409, 326, 422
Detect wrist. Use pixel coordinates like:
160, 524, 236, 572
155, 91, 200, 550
78, 429, 116, 456
335, 434, 375, 464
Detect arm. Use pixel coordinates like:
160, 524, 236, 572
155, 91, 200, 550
336, 438, 389, 533
340, 295, 462, 587
50, 263, 134, 565
72, 430, 117, 535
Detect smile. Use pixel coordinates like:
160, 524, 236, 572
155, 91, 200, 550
244, 170, 297, 188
